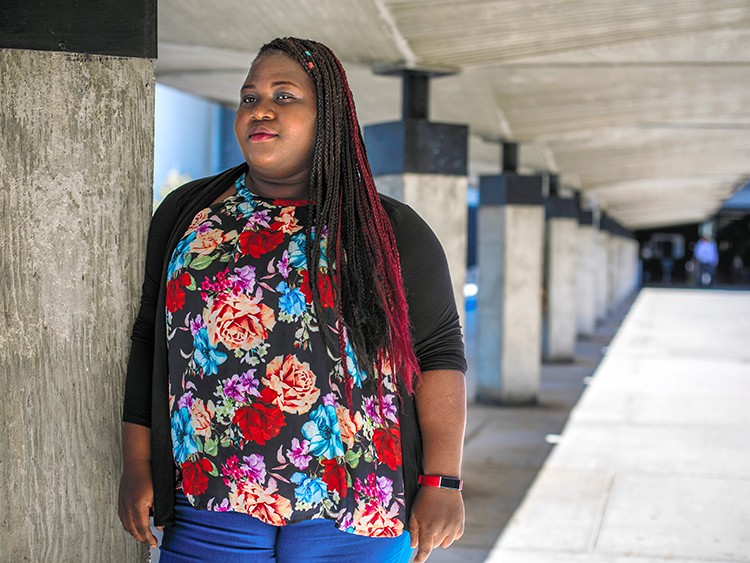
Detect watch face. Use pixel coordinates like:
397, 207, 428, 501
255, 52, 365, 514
440, 477, 462, 490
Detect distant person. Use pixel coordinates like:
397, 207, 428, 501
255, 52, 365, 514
731, 254, 744, 284
693, 236, 719, 287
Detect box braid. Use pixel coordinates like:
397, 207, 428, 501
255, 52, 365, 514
257, 37, 421, 402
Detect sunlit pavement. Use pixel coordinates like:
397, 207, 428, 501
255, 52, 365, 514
431, 288, 750, 563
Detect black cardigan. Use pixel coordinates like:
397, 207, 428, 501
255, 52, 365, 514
123, 164, 466, 526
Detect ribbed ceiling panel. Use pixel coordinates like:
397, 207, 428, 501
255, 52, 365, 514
157, 0, 750, 229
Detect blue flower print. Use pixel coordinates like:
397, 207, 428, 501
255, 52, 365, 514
288, 233, 307, 269
171, 407, 198, 464
345, 341, 366, 388
291, 473, 328, 505
289, 232, 328, 270
276, 281, 307, 319
301, 405, 344, 459
193, 327, 227, 376
168, 231, 197, 279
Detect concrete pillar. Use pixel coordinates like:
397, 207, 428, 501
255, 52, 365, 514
594, 227, 609, 322
1, 3, 155, 560
607, 233, 619, 311
576, 211, 597, 337
477, 171, 544, 404
373, 174, 468, 329
628, 238, 641, 295
364, 69, 468, 370
543, 197, 578, 362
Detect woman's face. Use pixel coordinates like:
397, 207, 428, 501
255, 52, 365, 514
234, 51, 317, 193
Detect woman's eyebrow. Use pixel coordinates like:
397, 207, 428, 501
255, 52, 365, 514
240, 80, 299, 91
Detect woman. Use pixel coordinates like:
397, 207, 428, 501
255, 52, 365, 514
119, 37, 466, 562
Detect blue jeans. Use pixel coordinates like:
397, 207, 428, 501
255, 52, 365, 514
159, 492, 414, 562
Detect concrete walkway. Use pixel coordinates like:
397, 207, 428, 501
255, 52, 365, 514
433, 288, 750, 563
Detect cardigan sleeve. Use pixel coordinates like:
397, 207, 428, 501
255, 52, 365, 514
382, 197, 467, 374
122, 191, 184, 427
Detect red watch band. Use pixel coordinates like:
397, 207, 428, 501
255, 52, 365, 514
418, 474, 463, 491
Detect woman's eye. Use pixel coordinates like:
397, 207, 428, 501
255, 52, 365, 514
240, 95, 256, 105
275, 93, 294, 101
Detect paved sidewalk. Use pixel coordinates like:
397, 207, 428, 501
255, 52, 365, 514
432, 288, 750, 563
427, 294, 634, 563
485, 288, 750, 563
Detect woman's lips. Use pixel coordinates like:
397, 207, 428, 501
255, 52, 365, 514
249, 132, 277, 141
249, 127, 277, 142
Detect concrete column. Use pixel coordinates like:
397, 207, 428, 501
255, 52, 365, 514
477, 172, 544, 404
1, 3, 155, 560
576, 211, 597, 337
607, 233, 619, 311
594, 227, 609, 322
627, 238, 641, 295
364, 69, 469, 378
374, 174, 468, 330
543, 197, 578, 362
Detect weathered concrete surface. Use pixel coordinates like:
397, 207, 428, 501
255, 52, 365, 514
489, 288, 750, 563
376, 173, 469, 359
576, 223, 597, 337
477, 205, 544, 404
0, 49, 154, 561
594, 230, 609, 322
543, 217, 578, 361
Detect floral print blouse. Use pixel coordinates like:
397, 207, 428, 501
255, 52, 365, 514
165, 174, 406, 537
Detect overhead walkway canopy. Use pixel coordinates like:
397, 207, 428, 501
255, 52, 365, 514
157, 0, 750, 230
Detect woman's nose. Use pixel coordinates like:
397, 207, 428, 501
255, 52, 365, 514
251, 100, 274, 120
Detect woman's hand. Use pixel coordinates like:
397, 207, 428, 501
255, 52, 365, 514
118, 459, 158, 548
409, 486, 465, 562
410, 369, 467, 561
118, 422, 158, 548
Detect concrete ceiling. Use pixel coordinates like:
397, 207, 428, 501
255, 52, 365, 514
157, 0, 750, 230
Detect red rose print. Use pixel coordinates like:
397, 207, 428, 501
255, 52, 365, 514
317, 272, 335, 309
181, 457, 213, 496
299, 270, 334, 308
233, 403, 286, 445
372, 427, 402, 470
239, 228, 285, 258
166, 273, 192, 313
299, 270, 312, 303
321, 458, 348, 497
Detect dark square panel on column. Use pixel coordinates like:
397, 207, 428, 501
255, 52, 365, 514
0, 0, 156, 58
545, 196, 578, 219
479, 174, 544, 206
364, 118, 468, 176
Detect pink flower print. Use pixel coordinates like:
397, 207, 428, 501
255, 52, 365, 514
222, 455, 244, 482
286, 438, 312, 470
381, 394, 398, 424
190, 314, 205, 336
241, 454, 267, 484
376, 475, 394, 505
354, 473, 393, 506
228, 265, 256, 295
322, 392, 337, 407
277, 251, 291, 279
177, 392, 194, 410
364, 396, 383, 425
223, 375, 246, 402
240, 369, 260, 397
207, 497, 231, 512
247, 209, 271, 230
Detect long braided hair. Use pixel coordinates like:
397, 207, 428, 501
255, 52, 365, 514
255, 37, 420, 401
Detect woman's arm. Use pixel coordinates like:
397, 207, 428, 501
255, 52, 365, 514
409, 369, 466, 562
118, 422, 158, 548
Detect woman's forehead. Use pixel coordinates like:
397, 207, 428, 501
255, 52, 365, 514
245, 51, 311, 86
